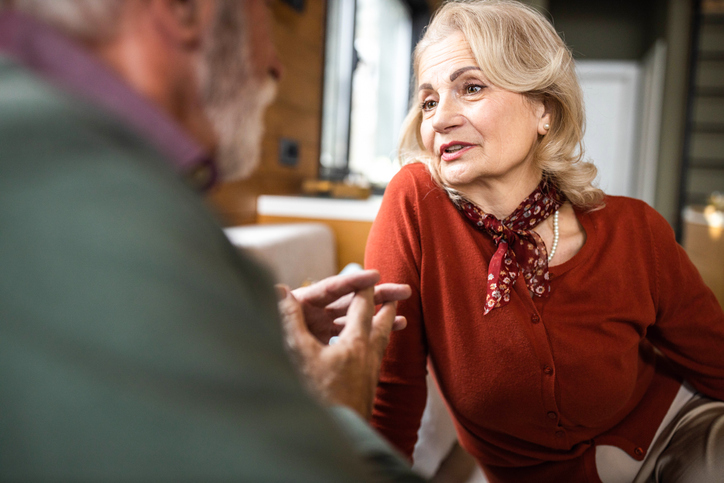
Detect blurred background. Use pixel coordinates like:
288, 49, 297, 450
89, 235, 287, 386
211, 0, 724, 303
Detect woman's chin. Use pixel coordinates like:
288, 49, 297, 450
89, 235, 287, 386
441, 164, 478, 189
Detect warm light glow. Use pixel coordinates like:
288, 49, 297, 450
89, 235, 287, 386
704, 205, 724, 240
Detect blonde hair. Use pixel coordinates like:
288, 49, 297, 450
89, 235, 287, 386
399, 0, 604, 209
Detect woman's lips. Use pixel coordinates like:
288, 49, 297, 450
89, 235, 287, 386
439, 142, 475, 162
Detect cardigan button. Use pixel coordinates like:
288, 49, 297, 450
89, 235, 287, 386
543, 365, 554, 375
547, 411, 557, 420
555, 430, 565, 438
531, 314, 540, 323
634, 447, 645, 457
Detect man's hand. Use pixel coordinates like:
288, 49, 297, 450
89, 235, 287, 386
277, 270, 410, 420
288, 270, 410, 344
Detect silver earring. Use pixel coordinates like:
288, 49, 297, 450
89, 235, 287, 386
544, 123, 550, 130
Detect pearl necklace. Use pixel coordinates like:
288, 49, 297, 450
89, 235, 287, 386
547, 210, 559, 263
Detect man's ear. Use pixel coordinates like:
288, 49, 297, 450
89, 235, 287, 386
149, 0, 214, 47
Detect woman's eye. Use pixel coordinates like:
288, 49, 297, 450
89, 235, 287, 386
465, 84, 483, 94
421, 99, 437, 111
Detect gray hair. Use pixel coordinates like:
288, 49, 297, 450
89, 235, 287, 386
2, 0, 125, 40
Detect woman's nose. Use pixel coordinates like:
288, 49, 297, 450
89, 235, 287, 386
431, 96, 463, 133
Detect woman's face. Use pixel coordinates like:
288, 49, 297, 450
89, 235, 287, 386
417, 31, 549, 193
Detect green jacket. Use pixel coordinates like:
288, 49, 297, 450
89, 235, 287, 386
0, 54, 420, 482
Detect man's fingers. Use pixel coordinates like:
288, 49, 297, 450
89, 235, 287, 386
275, 284, 290, 301
323, 292, 354, 318
373, 283, 412, 305
334, 314, 406, 331
337, 286, 375, 341
277, 286, 320, 357
292, 270, 381, 307
326, 283, 410, 319
370, 301, 398, 358
391, 315, 407, 331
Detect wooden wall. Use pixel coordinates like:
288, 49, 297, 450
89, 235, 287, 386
206, 0, 327, 226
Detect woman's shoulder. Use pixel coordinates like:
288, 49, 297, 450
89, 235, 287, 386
587, 195, 652, 217
586, 195, 674, 238
375, 162, 454, 231
390, 162, 436, 186
385, 162, 445, 202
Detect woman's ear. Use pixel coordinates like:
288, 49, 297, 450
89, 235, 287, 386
537, 99, 552, 136
149, 0, 214, 48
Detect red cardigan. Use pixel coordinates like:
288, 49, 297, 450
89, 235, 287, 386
365, 163, 724, 482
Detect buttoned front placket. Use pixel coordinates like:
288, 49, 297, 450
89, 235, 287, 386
518, 277, 570, 449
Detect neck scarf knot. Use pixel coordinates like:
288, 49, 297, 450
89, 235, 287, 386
459, 181, 564, 315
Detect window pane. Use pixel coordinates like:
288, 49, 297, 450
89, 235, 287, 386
319, 0, 356, 175
348, 0, 412, 187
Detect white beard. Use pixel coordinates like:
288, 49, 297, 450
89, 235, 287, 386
207, 76, 277, 181
199, 1, 278, 182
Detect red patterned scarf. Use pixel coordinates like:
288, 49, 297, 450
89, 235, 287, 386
459, 180, 564, 314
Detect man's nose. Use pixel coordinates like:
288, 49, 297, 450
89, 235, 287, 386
268, 47, 283, 82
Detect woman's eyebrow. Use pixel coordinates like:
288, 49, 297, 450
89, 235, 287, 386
450, 66, 482, 81
418, 66, 482, 92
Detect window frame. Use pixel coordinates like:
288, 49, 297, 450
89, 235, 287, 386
318, 0, 431, 183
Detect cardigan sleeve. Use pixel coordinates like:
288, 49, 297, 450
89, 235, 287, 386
644, 204, 724, 400
365, 166, 430, 459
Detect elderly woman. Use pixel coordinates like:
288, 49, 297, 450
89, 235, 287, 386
365, 1, 724, 482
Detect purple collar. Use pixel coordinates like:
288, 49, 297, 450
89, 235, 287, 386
0, 11, 216, 190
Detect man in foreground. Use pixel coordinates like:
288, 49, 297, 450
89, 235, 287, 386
0, 0, 420, 480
